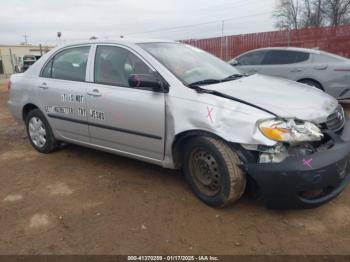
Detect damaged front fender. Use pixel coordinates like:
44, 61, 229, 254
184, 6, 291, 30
162, 92, 277, 168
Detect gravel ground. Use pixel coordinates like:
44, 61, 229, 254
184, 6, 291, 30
1, 82, 350, 255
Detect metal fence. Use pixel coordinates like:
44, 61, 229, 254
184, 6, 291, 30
0, 54, 19, 79
182, 24, 350, 60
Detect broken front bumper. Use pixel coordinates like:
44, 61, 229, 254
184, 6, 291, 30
246, 118, 350, 209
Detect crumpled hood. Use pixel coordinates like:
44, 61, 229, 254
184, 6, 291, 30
206, 74, 339, 123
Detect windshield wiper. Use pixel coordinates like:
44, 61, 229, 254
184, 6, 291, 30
221, 73, 246, 82
187, 85, 278, 117
188, 75, 246, 87
187, 84, 215, 94
188, 79, 222, 87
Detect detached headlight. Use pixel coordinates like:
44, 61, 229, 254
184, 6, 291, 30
259, 118, 323, 143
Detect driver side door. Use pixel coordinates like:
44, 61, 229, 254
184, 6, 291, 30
86, 45, 166, 161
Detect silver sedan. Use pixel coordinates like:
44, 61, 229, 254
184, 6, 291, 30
7, 40, 350, 209
229, 47, 350, 99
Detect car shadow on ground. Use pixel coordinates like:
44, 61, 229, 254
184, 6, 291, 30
55, 142, 266, 210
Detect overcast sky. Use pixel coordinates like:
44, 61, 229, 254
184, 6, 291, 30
0, 0, 276, 45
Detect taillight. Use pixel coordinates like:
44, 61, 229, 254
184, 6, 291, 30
7, 80, 11, 91
334, 68, 350, 72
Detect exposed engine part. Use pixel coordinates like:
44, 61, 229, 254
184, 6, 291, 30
241, 143, 289, 164
259, 150, 289, 163
242, 143, 285, 154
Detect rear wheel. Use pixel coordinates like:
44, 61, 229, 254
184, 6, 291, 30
25, 109, 58, 153
299, 79, 323, 91
183, 137, 246, 208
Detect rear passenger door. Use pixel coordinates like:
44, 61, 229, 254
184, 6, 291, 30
38, 45, 91, 142
85, 44, 165, 161
259, 50, 311, 80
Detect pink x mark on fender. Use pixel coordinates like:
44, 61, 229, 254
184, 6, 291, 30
207, 107, 214, 123
303, 158, 313, 169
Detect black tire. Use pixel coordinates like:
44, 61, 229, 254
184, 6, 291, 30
25, 109, 57, 153
299, 79, 323, 91
183, 136, 246, 208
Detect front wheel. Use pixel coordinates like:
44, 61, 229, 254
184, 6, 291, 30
183, 137, 246, 208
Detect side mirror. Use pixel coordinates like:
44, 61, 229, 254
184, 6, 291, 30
128, 74, 163, 92
229, 59, 239, 66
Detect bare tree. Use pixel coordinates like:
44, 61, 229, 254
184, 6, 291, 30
273, 0, 301, 29
274, 0, 350, 29
303, 0, 313, 26
322, 0, 350, 26
315, 0, 323, 26
301, 0, 324, 27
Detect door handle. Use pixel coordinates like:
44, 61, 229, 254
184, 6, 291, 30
38, 82, 49, 89
291, 68, 302, 73
314, 65, 328, 70
87, 89, 102, 97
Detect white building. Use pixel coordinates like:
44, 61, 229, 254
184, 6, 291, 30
0, 44, 54, 78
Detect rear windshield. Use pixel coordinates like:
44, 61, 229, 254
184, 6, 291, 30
314, 51, 349, 63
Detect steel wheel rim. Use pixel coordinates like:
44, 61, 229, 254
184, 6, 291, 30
29, 117, 47, 148
189, 148, 221, 197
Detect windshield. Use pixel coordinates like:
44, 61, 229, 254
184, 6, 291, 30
138, 42, 241, 85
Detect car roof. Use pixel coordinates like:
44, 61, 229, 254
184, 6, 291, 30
58, 38, 177, 49
242, 47, 321, 55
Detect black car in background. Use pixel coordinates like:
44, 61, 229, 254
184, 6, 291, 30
22, 55, 41, 72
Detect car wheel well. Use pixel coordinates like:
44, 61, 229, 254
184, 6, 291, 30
297, 78, 324, 91
171, 130, 253, 170
22, 103, 39, 121
172, 131, 223, 169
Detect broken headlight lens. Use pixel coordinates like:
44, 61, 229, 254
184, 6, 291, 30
259, 118, 323, 144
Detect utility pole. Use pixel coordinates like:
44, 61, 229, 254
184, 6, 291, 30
57, 32, 62, 45
220, 20, 225, 59
287, 29, 291, 47
9, 48, 15, 73
39, 44, 43, 56
225, 36, 228, 61
23, 34, 28, 45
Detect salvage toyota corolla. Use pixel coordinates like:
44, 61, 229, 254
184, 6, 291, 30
7, 40, 350, 209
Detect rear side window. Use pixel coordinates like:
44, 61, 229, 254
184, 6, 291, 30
41, 59, 53, 78
41, 46, 90, 81
94, 45, 153, 88
313, 53, 343, 63
262, 50, 309, 65
237, 51, 266, 65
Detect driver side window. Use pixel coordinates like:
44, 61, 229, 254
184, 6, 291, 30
237, 51, 266, 66
94, 45, 153, 89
